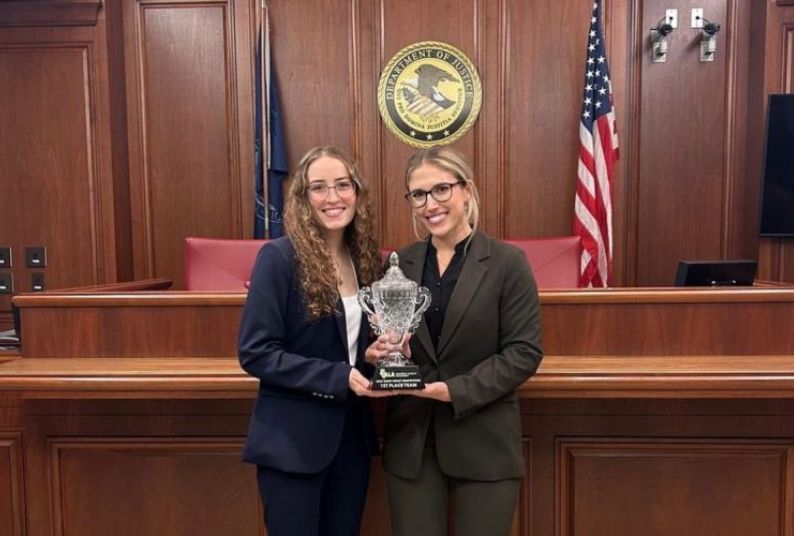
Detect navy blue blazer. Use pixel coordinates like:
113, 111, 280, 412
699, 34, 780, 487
238, 237, 377, 473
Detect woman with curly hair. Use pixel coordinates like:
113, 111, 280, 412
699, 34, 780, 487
238, 146, 387, 536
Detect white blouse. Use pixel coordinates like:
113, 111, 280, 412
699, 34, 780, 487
340, 294, 362, 366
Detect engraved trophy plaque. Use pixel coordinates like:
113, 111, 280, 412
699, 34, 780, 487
358, 253, 431, 389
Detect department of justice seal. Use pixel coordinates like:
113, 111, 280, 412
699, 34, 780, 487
378, 41, 482, 148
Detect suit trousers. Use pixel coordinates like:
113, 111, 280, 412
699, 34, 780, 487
386, 447, 521, 536
256, 405, 371, 536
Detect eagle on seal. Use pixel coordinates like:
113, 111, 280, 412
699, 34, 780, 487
400, 63, 457, 117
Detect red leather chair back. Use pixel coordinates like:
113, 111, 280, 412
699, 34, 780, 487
503, 236, 582, 289
184, 237, 269, 291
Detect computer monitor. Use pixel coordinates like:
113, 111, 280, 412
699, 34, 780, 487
674, 260, 757, 286
12, 302, 21, 341
759, 94, 794, 236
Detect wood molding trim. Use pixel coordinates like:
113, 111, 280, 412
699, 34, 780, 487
0, 432, 25, 536
0, 0, 102, 27
47, 437, 255, 536
8, 355, 794, 400
720, 0, 749, 259
623, 0, 642, 286
784, 24, 794, 91
557, 439, 788, 535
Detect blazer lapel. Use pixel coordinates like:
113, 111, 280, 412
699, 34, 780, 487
436, 232, 490, 356
355, 310, 370, 365
400, 240, 438, 363
334, 299, 349, 359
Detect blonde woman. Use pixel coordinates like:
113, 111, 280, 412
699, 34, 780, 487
369, 146, 543, 535
239, 146, 387, 536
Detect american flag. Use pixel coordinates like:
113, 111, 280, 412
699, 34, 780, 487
573, 0, 619, 287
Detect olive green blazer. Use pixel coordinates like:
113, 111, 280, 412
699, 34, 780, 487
382, 231, 543, 481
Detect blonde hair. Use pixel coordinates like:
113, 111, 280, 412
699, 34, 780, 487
284, 146, 382, 319
404, 146, 481, 241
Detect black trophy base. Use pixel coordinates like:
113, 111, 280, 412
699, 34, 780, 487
371, 363, 424, 390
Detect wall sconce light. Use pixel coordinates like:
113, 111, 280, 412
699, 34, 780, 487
650, 17, 675, 63
698, 17, 721, 62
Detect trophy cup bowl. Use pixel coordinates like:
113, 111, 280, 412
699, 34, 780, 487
358, 252, 431, 390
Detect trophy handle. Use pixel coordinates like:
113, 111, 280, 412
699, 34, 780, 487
357, 288, 382, 335
357, 288, 376, 316
410, 287, 432, 331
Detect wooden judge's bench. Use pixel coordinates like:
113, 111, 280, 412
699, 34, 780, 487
2, 282, 794, 536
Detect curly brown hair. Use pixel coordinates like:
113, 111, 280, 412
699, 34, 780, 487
284, 146, 382, 319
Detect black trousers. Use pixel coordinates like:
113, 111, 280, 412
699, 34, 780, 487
256, 408, 371, 536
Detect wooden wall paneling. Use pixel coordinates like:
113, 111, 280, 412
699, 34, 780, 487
16, 287, 794, 358
0, 0, 102, 27
49, 438, 261, 536
266, 0, 354, 167
786, 24, 794, 90
539, 297, 794, 357
779, 20, 794, 281
0, 431, 25, 536
236, 0, 255, 242
636, 0, 730, 286
352, 0, 388, 245
19, 299, 245, 358
0, 22, 118, 300
504, 2, 593, 241
105, 0, 134, 283
260, 0, 762, 282
18, 402, 262, 536
723, 0, 756, 262
378, 0, 480, 249
473, 0, 506, 240
747, 2, 771, 281
758, 239, 781, 281
124, 0, 254, 288
605, 0, 638, 286
757, 2, 794, 283
558, 440, 786, 536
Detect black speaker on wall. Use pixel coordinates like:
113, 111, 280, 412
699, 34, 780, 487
759, 93, 794, 237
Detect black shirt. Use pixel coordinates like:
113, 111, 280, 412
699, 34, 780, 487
421, 236, 470, 351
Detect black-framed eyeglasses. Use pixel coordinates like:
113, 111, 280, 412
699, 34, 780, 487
404, 179, 465, 208
306, 179, 357, 199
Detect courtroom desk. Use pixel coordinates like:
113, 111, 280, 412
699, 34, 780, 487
2, 286, 794, 536
0, 349, 19, 365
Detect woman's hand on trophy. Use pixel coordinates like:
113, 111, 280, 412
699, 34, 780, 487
364, 334, 412, 364
348, 368, 395, 397
405, 381, 451, 402
398, 333, 412, 358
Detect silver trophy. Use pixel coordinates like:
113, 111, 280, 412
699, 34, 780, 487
358, 252, 431, 389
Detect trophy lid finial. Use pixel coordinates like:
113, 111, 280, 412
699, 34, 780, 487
388, 252, 399, 267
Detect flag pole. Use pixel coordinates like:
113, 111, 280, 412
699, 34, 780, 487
261, 0, 271, 236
